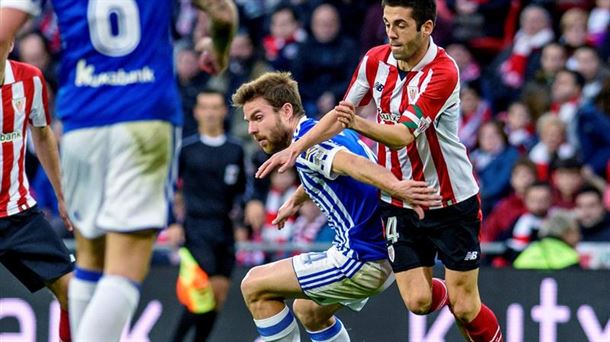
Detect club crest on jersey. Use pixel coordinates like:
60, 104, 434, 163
407, 85, 419, 102
12, 97, 26, 114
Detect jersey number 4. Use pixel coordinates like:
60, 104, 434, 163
385, 216, 399, 244
88, 0, 141, 57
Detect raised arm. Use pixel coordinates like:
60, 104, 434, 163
191, 0, 238, 75
30, 126, 73, 231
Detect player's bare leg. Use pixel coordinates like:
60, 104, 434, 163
395, 266, 448, 315
241, 258, 305, 341
47, 272, 72, 342
69, 231, 105, 338
445, 268, 503, 342
292, 300, 349, 341
75, 229, 156, 341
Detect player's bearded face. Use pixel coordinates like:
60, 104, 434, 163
262, 116, 292, 154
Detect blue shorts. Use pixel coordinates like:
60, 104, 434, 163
0, 206, 74, 292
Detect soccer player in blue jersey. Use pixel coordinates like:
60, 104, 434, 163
233, 72, 442, 341
0, 1, 237, 341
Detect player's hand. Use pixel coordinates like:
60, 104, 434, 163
165, 223, 185, 248
244, 200, 265, 231
391, 180, 442, 219
57, 199, 74, 232
256, 146, 300, 178
334, 101, 356, 129
273, 199, 300, 230
196, 37, 227, 75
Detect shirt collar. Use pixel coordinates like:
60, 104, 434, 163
3, 60, 15, 85
200, 134, 227, 146
411, 37, 438, 72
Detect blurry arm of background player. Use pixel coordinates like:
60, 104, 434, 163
273, 185, 308, 229
165, 191, 186, 248
256, 106, 351, 179
335, 101, 414, 150
30, 126, 73, 231
191, 0, 238, 75
331, 150, 442, 219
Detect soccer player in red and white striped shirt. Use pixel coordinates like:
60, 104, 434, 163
0, 40, 73, 341
257, 1, 503, 341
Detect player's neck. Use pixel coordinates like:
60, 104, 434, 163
397, 38, 430, 72
199, 126, 224, 138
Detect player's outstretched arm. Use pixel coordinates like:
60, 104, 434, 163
191, 0, 238, 75
273, 185, 309, 229
256, 106, 348, 179
336, 101, 415, 150
30, 126, 73, 231
331, 150, 441, 218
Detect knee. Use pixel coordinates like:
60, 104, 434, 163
404, 294, 433, 315
449, 298, 480, 323
240, 267, 264, 305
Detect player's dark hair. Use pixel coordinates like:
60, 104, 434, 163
381, 0, 437, 28
232, 72, 305, 118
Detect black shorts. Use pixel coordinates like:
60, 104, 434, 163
184, 217, 235, 278
0, 206, 74, 292
379, 195, 482, 272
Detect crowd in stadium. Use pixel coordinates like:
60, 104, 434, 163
10, 0, 610, 271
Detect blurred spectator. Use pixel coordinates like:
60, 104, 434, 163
16, 30, 57, 91
260, 169, 298, 261
446, 43, 481, 85
521, 42, 567, 120
292, 3, 358, 118
291, 200, 328, 246
529, 113, 576, 180
570, 46, 610, 102
550, 69, 585, 148
484, 5, 554, 111
360, 2, 386, 53
575, 185, 610, 241
503, 101, 536, 152
176, 43, 210, 137
559, 8, 590, 57
576, 77, 610, 177
513, 209, 581, 270
471, 121, 520, 215
588, 0, 610, 47
505, 181, 553, 262
262, 5, 306, 72
482, 157, 538, 243
550, 157, 585, 209
458, 84, 491, 151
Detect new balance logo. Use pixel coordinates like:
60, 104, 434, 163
374, 82, 384, 92
464, 251, 478, 261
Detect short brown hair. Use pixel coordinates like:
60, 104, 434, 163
232, 72, 305, 118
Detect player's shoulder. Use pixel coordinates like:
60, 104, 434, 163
294, 116, 316, 139
180, 134, 201, 150
226, 136, 245, 152
7, 60, 44, 82
431, 47, 459, 74
364, 44, 392, 63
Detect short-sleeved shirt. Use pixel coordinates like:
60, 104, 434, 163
1, 61, 50, 217
343, 39, 479, 209
1, 0, 182, 132
293, 117, 386, 262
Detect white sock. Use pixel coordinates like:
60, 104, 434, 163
69, 267, 102, 336
306, 317, 350, 342
254, 305, 300, 341
75, 275, 140, 342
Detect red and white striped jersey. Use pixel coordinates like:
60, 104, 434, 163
0, 60, 51, 217
344, 39, 479, 209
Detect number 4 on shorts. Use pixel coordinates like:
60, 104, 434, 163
385, 216, 399, 244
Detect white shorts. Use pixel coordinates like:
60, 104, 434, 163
61, 120, 177, 239
292, 246, 394, 311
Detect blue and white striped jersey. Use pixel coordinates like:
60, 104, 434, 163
1, 0, 182, 132
293, 117, 387, 261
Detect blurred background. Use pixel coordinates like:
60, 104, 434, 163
1, 0, 609, 341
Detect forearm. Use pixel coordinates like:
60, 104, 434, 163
352, 116, 413, 150
31, 128, 64, 201
333, 151, 400, 196
293, 110, 344, 154
192, 0, 237, 61
291, 185, 309, 207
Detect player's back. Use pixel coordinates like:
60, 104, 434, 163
294, 118, 386, 262
49, 0, 181, 132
